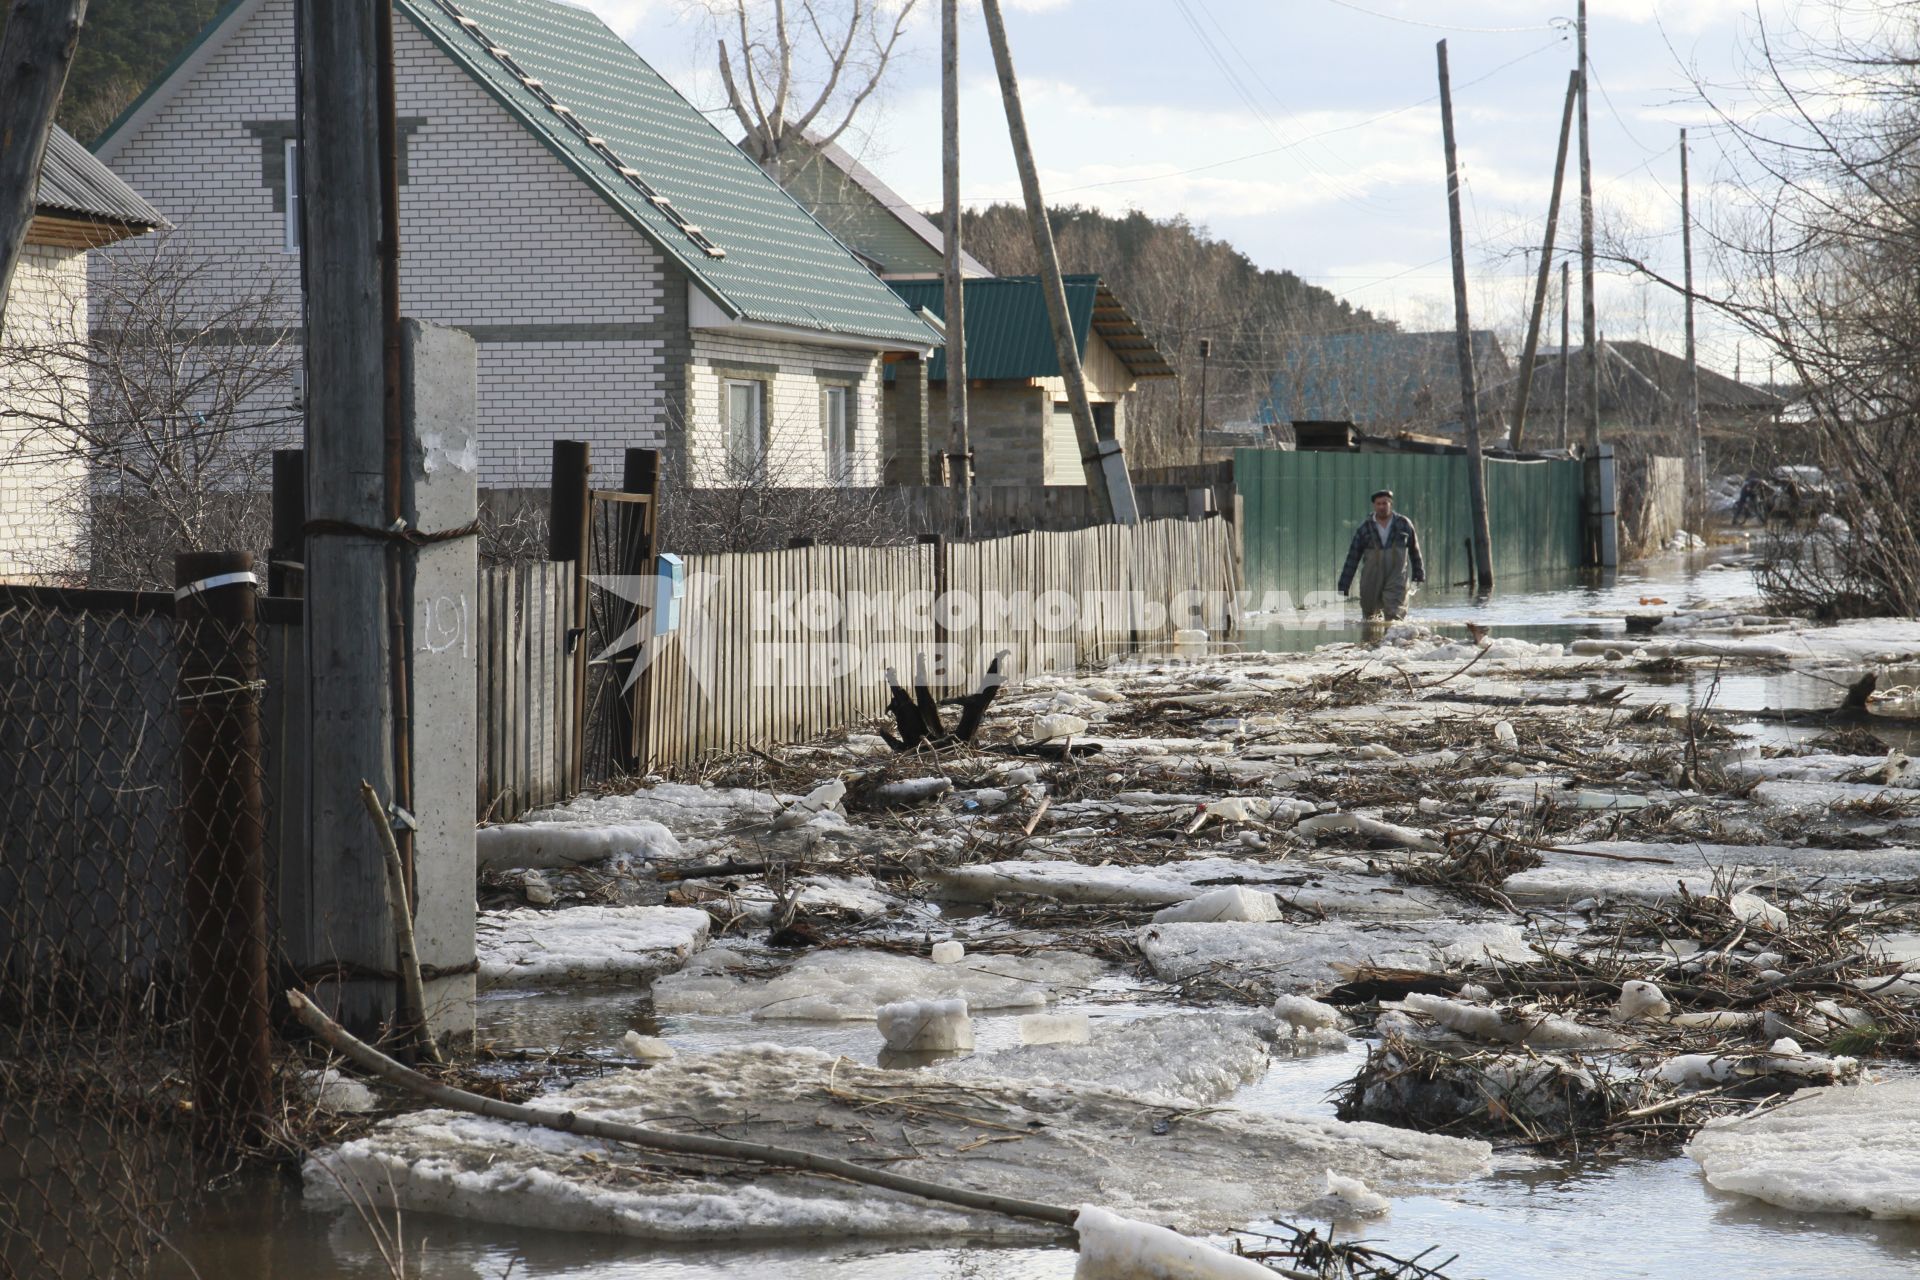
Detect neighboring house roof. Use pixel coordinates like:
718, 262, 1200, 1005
888, 275, 1175, 382
756, 130, 991, 279
93, 0, 938, 349
35, 124, 165, 232
1496, 340, 1784, 422
1259, 329, 1507, 428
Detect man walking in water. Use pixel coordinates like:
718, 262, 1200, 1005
1337, 489, 1425, 621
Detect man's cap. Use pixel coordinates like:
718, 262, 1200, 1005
1371, 489, 1393, 502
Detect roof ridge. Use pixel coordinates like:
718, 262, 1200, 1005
413, 0, 723, 260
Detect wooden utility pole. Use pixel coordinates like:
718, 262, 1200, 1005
979, 0, 1136, 523
1577, 0, 1599, 453
1558, 259, 1571, 449
300, 0, 398, 1034
1509, 70, 1578, 451
941, 0, 971, 535
1680, 127, 1704, 517
1437, 40, 1495, 592
0, 0, 87, 332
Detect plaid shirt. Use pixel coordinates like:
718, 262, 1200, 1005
1338, 513, 1425, 592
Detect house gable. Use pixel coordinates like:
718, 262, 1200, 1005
762, 134, 991, 280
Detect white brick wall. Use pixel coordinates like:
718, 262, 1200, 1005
686, 331, 882, 488
0, 241, 89, 580
100, 0, 682, 486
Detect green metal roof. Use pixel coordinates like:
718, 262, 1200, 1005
400, 0, 938, 347
889, 275, 1173, 382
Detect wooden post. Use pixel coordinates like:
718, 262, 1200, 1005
941, 0, 971, 537
1558, 259, 1571, 449
1680, 127, 1704, 519
979, 0, 1137, 524
175, 550, 272, 1151
0, 0, 87, 333
1437, 40, 1495, 592
1509, 70, 1578, 451
269, 448, 305, 597
300, 0, 397, 1035
616, 447, 660, 772
548, 440, 590, 791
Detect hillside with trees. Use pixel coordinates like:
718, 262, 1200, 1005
961, 203, 1392, 467
1, 0, 218, 143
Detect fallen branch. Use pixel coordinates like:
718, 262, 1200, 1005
359, 780, 442, 1065
1448, 827, 1678, 865
655, 860, 773, 883
285, 990, 1077, 1230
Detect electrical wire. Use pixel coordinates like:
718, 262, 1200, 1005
1322, 0, 1574, 35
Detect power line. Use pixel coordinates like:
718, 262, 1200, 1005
1321, 0, 1574, 35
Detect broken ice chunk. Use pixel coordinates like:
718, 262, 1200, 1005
1019, 1012, 1092, 1046
1495, 721, 1519, 748
1272, 994, 1343, 1033
1612, 979, 1671, 1022
1318, 1170, 1390, 1218
1073, 1205, 1273, 1279
875, 998, 974, 1052
1153, 887, 1281, 924
520, 870, 556, 906
1031, 713, 1090, 743
930, 941, 965, 965
620, 1031, 676, 1061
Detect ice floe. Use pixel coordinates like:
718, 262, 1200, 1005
652, 947, 1105, 1020
476, 905, 710, 987
1136, 919, 1535, 992
306, 1044, 1491, 1240
1688, 1079, 1920, 1218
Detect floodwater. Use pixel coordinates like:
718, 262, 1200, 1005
153, 548, 1920, 1280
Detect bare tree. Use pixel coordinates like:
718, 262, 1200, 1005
0, 232, 300, 587
698, 0, 917, 169
1656, 4, 1920, 616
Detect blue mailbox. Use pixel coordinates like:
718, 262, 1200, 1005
653, 553, 685, 634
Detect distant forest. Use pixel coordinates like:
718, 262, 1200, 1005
963, 203, 1392, 466
5, 0, 219, 143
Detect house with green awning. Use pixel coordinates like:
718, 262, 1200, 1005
886, 274, 1174, 488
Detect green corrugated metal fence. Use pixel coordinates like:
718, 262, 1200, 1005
1234, 449, 1586, 604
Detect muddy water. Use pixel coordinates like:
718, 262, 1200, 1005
154, 550, 1920, 1278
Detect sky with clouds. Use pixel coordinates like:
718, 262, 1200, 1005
578, 0, 1838, 384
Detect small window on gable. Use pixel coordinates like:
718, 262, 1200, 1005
284, 139, 301, 254
724, 378, 766, 480
822, 384, 852, 485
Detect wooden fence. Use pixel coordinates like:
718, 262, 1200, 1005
636, 516, 1240, 769
474, 559, 576, 820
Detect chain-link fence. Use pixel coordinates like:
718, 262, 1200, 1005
1, 587, 281, 1278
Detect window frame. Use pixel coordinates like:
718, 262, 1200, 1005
820, 383, 853, 485
722, 377, 768, 480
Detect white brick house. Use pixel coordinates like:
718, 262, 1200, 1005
0, 127, 164, 581
92, 0, 939, 488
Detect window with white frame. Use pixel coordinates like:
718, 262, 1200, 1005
283, 138, 301, 254
723, 378, 767, 479
821, 384, 853, 484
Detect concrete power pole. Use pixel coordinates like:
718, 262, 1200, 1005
0, 0, 88, 333
1437, 40, 1495, 592
979, 0, 1137, 523
941, 0, 970, 535
299, 0, 398, 1034
1577, 0, 1599, 455
1680, 127, 1704, 520
1509, 70, 1578, 451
